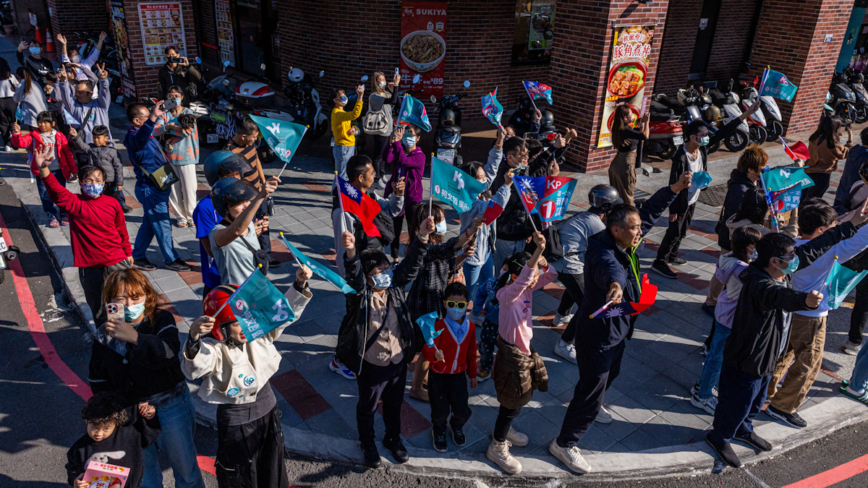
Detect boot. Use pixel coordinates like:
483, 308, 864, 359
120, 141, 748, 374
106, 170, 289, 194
486, 439, 522, 475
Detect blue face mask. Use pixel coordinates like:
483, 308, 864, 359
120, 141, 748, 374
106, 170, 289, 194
82, 183, 104, 198
370, 268, 393, 289
125, 302, 146, 321
29, 46, 41, 55
402, 133, 416, 148
339, 95, 348, 105
435, 220, 447, 235
748, 249, 758, 263
446, 304, 467, 321
776, 255, 800, 274
699, 135, 710, 146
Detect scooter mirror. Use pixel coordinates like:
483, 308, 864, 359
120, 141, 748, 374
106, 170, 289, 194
319, 71, 325, 78
260, 63, 266, 71
463, 80, 471, 88
361, 75, 369, 82
222, 79, 229, 86
196, 57, 201, 64
430, 95, 437, 103
413, 74, 421, 84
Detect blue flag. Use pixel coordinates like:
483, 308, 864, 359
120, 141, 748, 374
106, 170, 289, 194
249, 115, 307, 163
523, 81, 553, 105
481, 88, 504, 129
62, 108, 80, 128
759, 69, 798, 103
396, 94, 432, 132
764, 166, 814, 193
226, 268, 296, 342
416, 311, 443, 348
692, 171, 713, 190
279, 234, 356, 294
825, 260, 867, 310
513, 175, 545, 215
15, 104, 25, 122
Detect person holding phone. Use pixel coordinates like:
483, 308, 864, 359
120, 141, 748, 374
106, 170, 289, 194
366, 70, 401, 189
154, 85, 199, 228
383, 124, 424, 262
157, 45, 200, 102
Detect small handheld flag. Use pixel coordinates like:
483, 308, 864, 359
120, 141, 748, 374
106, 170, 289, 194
336, 175, 382, 237
15, 104, 25, 122
482, 200, 504, 225
430, 156, 487, 214
523, 81, 553, 105
396, 94, 432, 132
759, 69, 798, 103
825, 258, 868, 310
250, 115, 307, 168
780, 138, 810, 162
591, 274, 658, 319
279, 233, 356, 294
416, 311, 443, 351
213, 265, 297, 342
62, 108, 80, 128
481, 88, 504, 130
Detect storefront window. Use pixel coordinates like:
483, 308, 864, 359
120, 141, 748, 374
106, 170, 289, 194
218, 0, 280, 81
512, 0, 555, 65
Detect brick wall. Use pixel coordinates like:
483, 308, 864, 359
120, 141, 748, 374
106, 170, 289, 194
194, 0, 220, 65
654, 0, 702, 96
748, 0, 854, 135
46, 0, 110, 48
704, 0, 758, 83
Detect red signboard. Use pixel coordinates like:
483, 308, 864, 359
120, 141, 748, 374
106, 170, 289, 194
400, 2, 447, 98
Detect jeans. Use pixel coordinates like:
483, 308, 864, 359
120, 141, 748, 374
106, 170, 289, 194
849, 338, 868, 394
463, 252, 494, 305
493, 239, 527, 278
709, 365, 770, 445
698, 320, 731, 399
657, 203, 695, 264
848, 277, 868, 345
133, 184, 179, 264
141, 388, 206, 488
333, 145, 355, 183
36, 170, 67, 218
558, 272, 585, 344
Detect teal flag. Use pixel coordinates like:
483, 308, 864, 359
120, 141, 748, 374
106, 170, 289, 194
430, 156, 486, 214
481, 88, 504, 129
279, 234, 356, 294
825, 260, 867, 310
227, 268, 296, 342
764, 167, 814, 193
249, 115, 307, 162
416, 311, 443, 348
396, 94, 432, 132
759, 69, 798, 103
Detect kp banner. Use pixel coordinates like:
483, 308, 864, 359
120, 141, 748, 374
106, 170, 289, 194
416, 311, 444, 348
396, 94, 432, 132
764, 167, 815, 194
825, 260, 867, 310
249, 115, 306, 162
598, 25, 655, 148
523, 81, 553, 105
513, 175, 578, 222
227, 268, 296, 342
430, 156, 486, 213
400, 2, 447, 98
760, 69, 799, 103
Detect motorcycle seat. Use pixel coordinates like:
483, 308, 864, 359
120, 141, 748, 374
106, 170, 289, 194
438, 125, 461, 135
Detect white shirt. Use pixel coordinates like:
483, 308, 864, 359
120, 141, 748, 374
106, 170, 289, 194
686, 150, 704, 205
0, 76, 19, 98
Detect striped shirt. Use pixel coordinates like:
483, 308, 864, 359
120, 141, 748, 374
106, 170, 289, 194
224, 139, 262, 189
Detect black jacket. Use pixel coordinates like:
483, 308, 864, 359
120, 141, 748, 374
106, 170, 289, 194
335, 237, 429, 375
723, 265, 814, 377
16, 51, 53, 81
574, 185, 678, 349
715, 169, 757, 250
495, 147, 561, 241
158, 64, 201, 100
667, 117, 744, 215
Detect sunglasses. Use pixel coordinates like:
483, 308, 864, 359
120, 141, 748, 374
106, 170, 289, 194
446, 301, 467, 309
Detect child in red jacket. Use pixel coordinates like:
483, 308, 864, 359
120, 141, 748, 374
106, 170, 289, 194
423, 282, 478, 453
12, 111, 77, 228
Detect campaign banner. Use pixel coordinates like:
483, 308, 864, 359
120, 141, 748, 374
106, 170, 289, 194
279, 234, 355, 295
760, 69, 798, 103
481, 88, 504, 129
250, 115, 306, 162
400, 2, 446, 98
227, 269, 296, 342
514, 175, 577, 222
598, 25, 655, 148
431, 156, 486, 213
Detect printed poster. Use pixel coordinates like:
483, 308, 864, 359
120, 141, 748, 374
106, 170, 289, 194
110, 0, 136, 99
138, 3, 187, 66
214, 0, 235, 67
400, 2, 447, 98
597, 25, 656, 148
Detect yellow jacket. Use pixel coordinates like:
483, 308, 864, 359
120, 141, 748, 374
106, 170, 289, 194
331, 101, 364, 147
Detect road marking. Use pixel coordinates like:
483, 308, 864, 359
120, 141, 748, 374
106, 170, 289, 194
782, 453, 868, 488
744, 468, 772, 488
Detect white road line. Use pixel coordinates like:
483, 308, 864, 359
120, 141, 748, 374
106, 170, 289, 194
744, 467, 773, 488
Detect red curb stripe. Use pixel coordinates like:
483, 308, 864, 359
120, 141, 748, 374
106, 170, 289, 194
781, 453, 868, 488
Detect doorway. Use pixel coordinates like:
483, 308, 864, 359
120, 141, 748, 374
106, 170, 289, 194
688, 0, 723, 81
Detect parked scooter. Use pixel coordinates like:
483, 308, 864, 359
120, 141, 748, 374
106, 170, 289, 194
828, 71, 858, 124
708, 79, 750, 152
433, 80, 470, 166
844, 66, 868, 124
646, 95, 684, 160
741, 77, 783, 141
263, 67, 329, 140
0, 227, 20, 285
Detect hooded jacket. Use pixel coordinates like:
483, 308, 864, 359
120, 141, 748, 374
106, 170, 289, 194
713, 253, 750, 328
12, 129, 78, 180
68, 136, 124, 188
715, 169, 758, 250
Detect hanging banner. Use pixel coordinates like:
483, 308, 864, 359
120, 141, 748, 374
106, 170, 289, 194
138, 3, 187, 66
400, 2, 447, 98
110, 0, 136, 99
597, 25, 656, 148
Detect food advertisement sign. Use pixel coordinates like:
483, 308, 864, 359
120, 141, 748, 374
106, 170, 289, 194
215, 0, 235, 67
138, 3, 187, 66
110, 0, 135, 99
597, 25, 655, 148
400, 2, 446, 98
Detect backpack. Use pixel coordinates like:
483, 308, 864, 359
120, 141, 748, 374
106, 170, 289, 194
363, 94, 393, 136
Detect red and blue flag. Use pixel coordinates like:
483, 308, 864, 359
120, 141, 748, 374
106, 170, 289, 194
523, 81, 553, 105
513, 175, 578, 223
481, 200, 504, 225
336, 175, 382, 237
594, 274, 658, 319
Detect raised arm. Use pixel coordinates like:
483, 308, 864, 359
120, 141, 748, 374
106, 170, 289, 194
213, 177, 278, 247
393, 216, 434, 288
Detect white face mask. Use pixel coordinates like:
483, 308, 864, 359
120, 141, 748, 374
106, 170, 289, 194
378, 81, 387, 89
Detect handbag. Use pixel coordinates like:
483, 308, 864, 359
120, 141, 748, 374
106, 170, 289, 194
238, 229, 270, 276
362, 94, 393, 136
132, 143, 179, 191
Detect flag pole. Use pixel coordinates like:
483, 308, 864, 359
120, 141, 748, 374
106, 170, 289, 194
590, 300, 614, 319
279, 232, 305, 268
759, 172, 779, 231
276, 125, 308, 180
429, 153, 434, 216
523, 81, 538, 111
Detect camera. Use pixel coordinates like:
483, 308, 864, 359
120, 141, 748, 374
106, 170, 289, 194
168, 56, 180, 64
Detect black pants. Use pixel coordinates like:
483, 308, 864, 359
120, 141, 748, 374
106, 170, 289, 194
103, 182, 128, 209
371, 134, 389, 180
429, 371, 472, 434
557, 272, 585, 343
849, 277, 868, 344
256, 198, 271, 253
556, 339, 626, 447
0, 97, 15, 146
656, 203, 696, 263
356, 360, 407, 446
709, 365, 770, 445
492, 405, 521, 442
216, 405, 289, 488
390, 215, 405, 259
800, 173, 831, 206
79, 260, 133, 327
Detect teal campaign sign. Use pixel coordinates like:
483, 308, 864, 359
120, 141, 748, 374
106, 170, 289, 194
279, 234, 356, 294
759, 69, 798, 103
430, 156, 486, 213
227, 268, 296, 342
825, 260, 868, 310
249, 115, 307, 162
764, 167, 814, 193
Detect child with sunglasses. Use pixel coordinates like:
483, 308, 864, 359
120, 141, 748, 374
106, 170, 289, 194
422, 282, 478, 453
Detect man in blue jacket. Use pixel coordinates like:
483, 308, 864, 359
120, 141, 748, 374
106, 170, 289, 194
549, 171, 692, 474
125, 102, 190, 272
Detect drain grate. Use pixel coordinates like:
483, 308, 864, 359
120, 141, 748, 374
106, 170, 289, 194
698, 184, 728, 207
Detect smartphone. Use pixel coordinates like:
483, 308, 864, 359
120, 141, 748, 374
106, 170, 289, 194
106, 303, 124, 322
395, 67, 400, 76
168, 56, 180, 64
162, 97, 181, 111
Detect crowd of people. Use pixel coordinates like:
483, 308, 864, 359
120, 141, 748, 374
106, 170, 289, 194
5, 40, 868, 486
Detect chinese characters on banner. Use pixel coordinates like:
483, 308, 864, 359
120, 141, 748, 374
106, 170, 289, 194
400, 2, 447, 98
110, 0, 136, 100
597, 25, 655, 148
138, 3, 187, 66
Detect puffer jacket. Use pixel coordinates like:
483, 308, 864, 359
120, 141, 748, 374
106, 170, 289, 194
493, 336, 548, 410
68, 136, 124, 188
715, 169, 757, 250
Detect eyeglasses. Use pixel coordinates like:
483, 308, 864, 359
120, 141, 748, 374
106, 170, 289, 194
777, 254, 796, 261
446, 301, 467, 309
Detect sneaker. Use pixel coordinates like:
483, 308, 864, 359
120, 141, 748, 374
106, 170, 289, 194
699, 344, 709, 356
690, 393, 718, 414
3, 145, 12, 152
705, 433, 742, 468
486, 439, 522, 475
554, 339, 577, 364
548, 440, 591, 474
651, 260, 677, 279
60, 215, 70, 226
766, 405, 807, 428
165, 259, 191, 272
477, 369, 490, 382
432, 430, 447, 452
330, 358, 357, 380
734, 431, 772, 452
669, 257, 688, 266
361, 443, 381, 469
595, 405, 613, 424
121, 203, 134, 214
383, 437, 409, 464
177, 220, 187, 228
452, 426, 466, 446
701, 303, 715, 317
494, 426, 529, 447
842, 341, 862, 356
553, 312, 573, 327
133, 258, 157, 271
47, 214, 59, 228
690, 382, 718, 398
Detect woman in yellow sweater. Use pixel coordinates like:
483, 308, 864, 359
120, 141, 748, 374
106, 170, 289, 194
331, 85, 365, 182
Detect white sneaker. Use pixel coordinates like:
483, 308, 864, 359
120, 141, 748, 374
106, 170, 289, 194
486, 439, 522, 475
554, 339, 577, 364
548, 439, 591, 474
329, 358, 356, 380
843, 341, 862, 356
492, 426, 529, 447
553, 312, 573, 327
690, 393, 718, 414
595, 405, 613, 424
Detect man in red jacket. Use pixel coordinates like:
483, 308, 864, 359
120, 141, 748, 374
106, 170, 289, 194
422, 282, 478, 453
34, 144, 133, 329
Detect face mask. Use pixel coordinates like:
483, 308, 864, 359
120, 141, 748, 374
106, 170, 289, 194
82, 183, 104, 198
698, 135, 710, 146
71, 54, 81, 63
748, 249, 758, 263
446, 305, 467, 321
402, 134, 416, 148
435, 220, 447, 235
379, 81, 387, 89
29, 46, 41, 55
370, 268, 393, 289
339, 95, 348, 105
125, 302, 146, 321
775, 255, 800, 275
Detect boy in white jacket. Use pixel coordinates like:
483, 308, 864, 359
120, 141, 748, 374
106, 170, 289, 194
182, 264, 313, 487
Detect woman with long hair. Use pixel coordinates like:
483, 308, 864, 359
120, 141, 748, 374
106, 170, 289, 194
608, 104, 649, 206
0, 58, 19, 150
367, 70, 401, 189
803, 115, 853, 203
12, 67, 47, 130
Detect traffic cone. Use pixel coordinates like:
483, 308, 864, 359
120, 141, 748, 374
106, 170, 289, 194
34, 23, 44, 44
45, 28, 55, 52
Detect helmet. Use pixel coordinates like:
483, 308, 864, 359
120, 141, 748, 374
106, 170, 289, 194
203, 151, 254, 186
705, 105, 721, 122
440, 108, 457, 126
288, 67, 305, 83
211, 177, 259, 218
541, 109, 555, 128
588, 184, 623, 211
203, 285, 240, 341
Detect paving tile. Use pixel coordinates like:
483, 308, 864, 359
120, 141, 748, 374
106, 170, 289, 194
618, 425, 665, 452
270, 370, 332, 420
511, 410, 560, 448
376, 400, 431, 440
303, 408, 355, 440
125, 194, 142, 209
